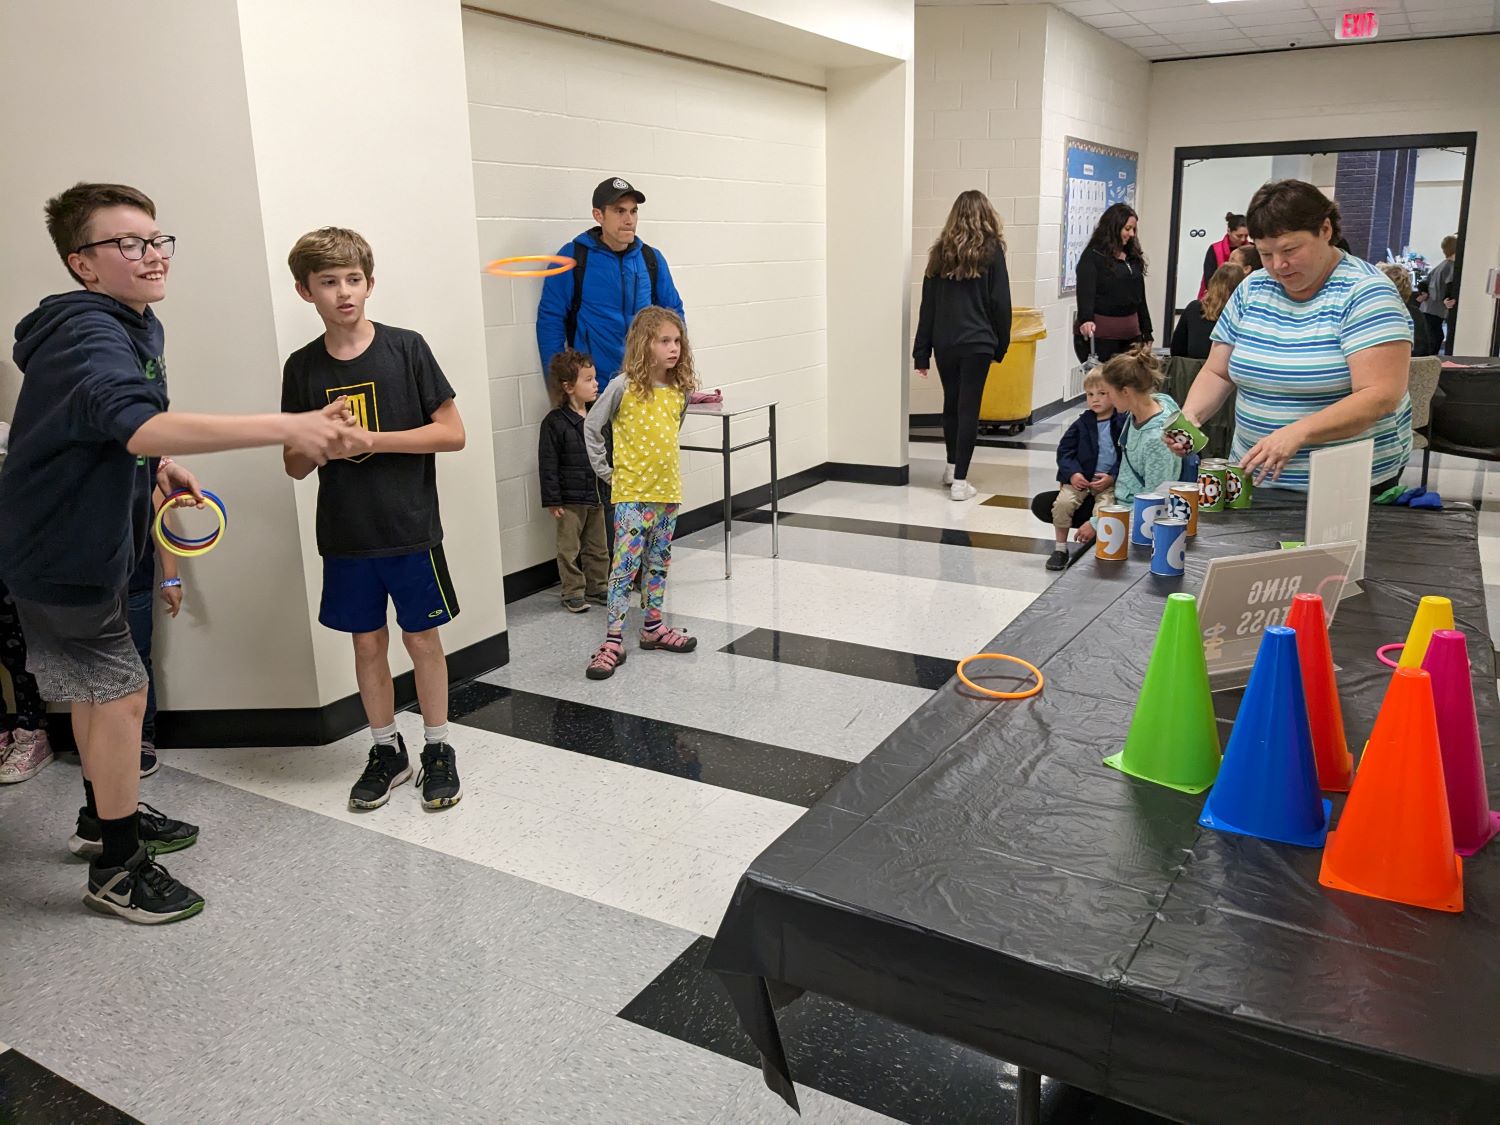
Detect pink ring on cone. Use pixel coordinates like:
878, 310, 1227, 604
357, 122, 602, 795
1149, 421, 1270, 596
1377, 643, 1404, 668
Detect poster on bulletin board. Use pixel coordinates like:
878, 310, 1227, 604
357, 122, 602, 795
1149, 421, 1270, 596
1059, 137, 1139, 296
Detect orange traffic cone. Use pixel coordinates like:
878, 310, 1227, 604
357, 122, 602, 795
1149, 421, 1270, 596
1285, 593, 1353, 791
1319, 667, 1463, 912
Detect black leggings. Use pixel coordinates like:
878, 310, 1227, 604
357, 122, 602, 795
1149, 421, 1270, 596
1422, 313, 1449, 357
934, 349, 991, 480
0, 581, 45, 731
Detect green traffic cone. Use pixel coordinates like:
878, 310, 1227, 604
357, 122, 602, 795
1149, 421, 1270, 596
1104, 592, 1221, 793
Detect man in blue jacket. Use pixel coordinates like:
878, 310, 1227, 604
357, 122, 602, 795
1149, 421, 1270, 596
536, 177, 685, 389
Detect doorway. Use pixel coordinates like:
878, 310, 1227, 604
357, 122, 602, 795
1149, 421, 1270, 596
1165, 133, 1481, 354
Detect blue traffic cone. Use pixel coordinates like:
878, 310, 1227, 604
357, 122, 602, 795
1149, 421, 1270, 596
1199, 626, 1331, 847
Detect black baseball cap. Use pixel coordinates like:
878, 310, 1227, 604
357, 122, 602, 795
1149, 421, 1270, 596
592, 177, 646, 210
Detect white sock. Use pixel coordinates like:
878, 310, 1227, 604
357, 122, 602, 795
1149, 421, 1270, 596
423, 723, 450, 747
371, 722, 400, 748
945, 463, 956, 477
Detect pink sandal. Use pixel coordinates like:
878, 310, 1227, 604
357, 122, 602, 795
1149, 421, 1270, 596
586, 640, 627, 680
639, 625, 698, 653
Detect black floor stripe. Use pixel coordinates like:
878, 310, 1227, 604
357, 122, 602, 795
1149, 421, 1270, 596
448, 681, 851, 808
721, 628, 955, 691
0, 1049, 142, 1125
910, 430, 1060, 453
620, 938, 1170, 1125
739, 509, 1057, 556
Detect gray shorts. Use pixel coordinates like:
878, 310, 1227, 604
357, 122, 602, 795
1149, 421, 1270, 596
12, 592, 148, 705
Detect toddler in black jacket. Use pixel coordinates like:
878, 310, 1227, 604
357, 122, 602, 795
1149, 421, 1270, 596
539, 350, 609, 612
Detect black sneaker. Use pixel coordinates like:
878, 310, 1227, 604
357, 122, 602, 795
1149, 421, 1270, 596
84, 845, 204, 924
68, 802, 199, 859
418, 743, 462, 809
562, 596, 589, 613
1045, 549, 1070, 571
140, 742, 160, 778
585, 591, 607, 606
349, 737, 412, 810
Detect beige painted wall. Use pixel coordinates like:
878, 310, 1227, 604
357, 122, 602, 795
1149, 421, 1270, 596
237, 0, 505, 703
0, 0, 505, 719
1142, 36, 1500, 357
0, 0, 321, 711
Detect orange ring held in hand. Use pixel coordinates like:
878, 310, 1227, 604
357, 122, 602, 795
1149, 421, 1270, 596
956, 653, 1044, 700
484, 255, 577, 278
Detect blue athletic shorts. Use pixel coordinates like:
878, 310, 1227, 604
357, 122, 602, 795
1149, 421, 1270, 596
319, 545, 460, 635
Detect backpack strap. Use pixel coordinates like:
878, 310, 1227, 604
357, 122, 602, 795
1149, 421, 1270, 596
641, 242, 659, 307
565, 240, 591, 348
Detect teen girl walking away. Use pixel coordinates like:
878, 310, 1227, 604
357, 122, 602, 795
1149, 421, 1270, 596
913, 190, 1012, 502
583, 307, 699, 680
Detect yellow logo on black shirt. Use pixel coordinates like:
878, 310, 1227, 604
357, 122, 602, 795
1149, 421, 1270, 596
326, 381, 379, 463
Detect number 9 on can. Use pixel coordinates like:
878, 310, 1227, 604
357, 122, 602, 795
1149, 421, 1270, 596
1096, 504, 1131, 561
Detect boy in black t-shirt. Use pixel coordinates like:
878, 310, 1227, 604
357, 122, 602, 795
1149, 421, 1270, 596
281, 227, 466, 812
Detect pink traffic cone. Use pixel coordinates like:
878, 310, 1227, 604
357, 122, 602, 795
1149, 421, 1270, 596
1421, 630, 1500, 856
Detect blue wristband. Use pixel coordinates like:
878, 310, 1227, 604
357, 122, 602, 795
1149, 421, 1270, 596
160, 578, 182, 589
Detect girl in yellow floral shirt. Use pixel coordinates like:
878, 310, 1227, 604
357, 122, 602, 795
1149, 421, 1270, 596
582, 307, 698, 679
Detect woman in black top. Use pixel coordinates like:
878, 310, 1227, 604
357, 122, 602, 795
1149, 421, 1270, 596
913, 190, 1012, 502
1172, 262, 1245, 360
1074, 203, 1151, 363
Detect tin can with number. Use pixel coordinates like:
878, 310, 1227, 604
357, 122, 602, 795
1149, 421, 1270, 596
1198, 459, 1228, 513
1131, 492, 1167, 548
1150, 517, 1188, 577
1167, 482, 1201, 536
1095, 504, 1131, 561
1163, 411, 1208, 454
1226, 464, 1254, 509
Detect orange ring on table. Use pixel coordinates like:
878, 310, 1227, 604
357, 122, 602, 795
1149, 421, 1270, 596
154, 490, 227, 558
484, 255, 577, 278
956, 653, 1044, 700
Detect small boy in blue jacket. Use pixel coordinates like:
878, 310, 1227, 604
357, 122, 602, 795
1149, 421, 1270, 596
1047, 370, 1125, 570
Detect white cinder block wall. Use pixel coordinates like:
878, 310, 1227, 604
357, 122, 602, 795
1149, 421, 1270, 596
1036, 10, 1149, 407
463, 11, 828, 576
910, 5, 1047, 416
909, 7, 1148, 416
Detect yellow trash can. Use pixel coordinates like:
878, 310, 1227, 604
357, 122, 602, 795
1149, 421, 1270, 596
979, 307, 1047, 434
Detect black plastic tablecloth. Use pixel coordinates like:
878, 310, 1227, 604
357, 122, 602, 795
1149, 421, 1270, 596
706, 492, 1500, 1123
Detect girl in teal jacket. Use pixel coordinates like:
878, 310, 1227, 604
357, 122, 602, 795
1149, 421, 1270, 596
1083, 347, 1186, 539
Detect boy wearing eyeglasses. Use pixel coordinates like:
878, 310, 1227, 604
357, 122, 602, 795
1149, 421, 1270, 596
0, 182, 364, 924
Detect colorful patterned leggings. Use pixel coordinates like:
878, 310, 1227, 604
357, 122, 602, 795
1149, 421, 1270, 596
0, 581, 45, 732
608, 502, 679, 635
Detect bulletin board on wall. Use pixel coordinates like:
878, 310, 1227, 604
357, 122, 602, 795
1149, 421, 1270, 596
1060, 137, 1139, 296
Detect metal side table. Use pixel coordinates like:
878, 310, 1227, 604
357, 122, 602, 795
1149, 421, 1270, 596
681, 399, 780, 578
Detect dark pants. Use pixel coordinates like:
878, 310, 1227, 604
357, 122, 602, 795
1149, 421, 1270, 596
0, 581, 45, 732
1074, 333, 1143, 364
1423, 313, 1451, 356
934, 349, 991, 480
126, 589, 157, 743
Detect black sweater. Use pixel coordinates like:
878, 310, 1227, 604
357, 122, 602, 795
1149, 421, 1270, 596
912, 243, 1012, 368
1075, 247, 1152, 340
1170, 300, 1216, 360
538, 406, 607, 507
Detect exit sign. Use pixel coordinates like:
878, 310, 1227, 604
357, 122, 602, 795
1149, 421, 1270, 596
1335, 11, 1379, 40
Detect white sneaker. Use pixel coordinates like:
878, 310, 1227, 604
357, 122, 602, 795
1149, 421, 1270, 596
950, 480, 977, 502
942, 464, 955, 486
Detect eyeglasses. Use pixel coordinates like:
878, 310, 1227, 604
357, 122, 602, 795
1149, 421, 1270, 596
73, 235, 177, 261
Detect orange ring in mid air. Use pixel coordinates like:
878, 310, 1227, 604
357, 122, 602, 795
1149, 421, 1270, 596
485, 255, 577, 278
956, 653, 1044, 700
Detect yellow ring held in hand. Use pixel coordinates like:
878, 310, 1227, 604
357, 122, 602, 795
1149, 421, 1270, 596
956, 653, 1044, 700
485, 255, 577, 278
154, 492, 227, 558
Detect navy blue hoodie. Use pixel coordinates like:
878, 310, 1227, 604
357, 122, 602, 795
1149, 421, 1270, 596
0, 292, 167, 605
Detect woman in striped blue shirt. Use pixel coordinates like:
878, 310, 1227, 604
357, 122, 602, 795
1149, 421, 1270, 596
1169, 180, 1412, 491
